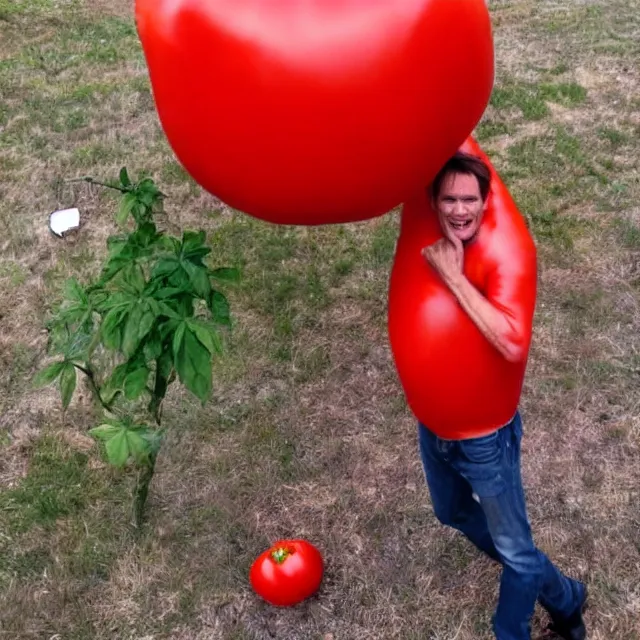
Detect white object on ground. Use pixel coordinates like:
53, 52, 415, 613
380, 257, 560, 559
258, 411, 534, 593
49, 208, 80, 237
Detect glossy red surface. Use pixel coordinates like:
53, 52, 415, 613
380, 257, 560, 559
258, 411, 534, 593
249, 539, 324, 607
388, 137, 538, 439
136, 0, 493, 224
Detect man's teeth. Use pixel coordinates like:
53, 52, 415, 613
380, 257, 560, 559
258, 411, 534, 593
450, 220, 472, 229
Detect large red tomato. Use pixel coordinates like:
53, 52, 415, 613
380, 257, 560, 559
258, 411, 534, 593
388, 137, 538, 439
249, 539, 324, 607
135, 0, 494, 225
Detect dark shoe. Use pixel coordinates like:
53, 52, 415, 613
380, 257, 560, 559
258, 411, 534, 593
545, 586, 588, 640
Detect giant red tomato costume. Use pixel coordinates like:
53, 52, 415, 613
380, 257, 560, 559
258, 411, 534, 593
388, 137, 537, 439
135, 1, 538, 438
135, 0, 493, 224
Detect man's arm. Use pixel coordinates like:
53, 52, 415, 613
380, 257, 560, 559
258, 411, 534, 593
423, 239, 528, 363
440, 268, 526, 362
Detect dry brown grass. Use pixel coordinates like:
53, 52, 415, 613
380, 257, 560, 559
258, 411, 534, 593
1, 0, 640, 638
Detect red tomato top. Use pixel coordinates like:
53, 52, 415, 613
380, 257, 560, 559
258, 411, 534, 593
388, 137, 537, 439
249, 540, 324, 607
136, 0, 493, 224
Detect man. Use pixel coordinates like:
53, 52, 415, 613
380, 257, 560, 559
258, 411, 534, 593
420, 152, 587, 640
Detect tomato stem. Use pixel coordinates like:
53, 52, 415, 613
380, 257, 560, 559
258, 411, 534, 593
271, 547, 292, 564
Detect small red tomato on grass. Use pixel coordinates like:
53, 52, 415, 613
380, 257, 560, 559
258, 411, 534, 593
249, 539, 324, 607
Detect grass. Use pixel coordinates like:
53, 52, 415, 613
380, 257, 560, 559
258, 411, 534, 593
1, 0, 640, 638
490, 80, 587, 121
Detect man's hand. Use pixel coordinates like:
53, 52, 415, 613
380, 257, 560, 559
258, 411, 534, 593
422, 234, 464, 286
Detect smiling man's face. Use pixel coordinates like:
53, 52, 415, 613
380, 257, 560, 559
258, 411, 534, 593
433, 171, 488, 243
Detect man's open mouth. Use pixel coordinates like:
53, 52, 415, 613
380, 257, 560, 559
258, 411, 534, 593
449, 219, 473, 230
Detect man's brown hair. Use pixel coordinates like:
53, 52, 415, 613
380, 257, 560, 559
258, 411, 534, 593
430, 152, 492, 202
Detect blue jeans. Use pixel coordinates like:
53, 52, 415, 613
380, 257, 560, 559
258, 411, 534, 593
418, 412, 585, 640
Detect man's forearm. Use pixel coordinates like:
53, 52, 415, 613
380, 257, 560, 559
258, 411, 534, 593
442, 272, 526, 363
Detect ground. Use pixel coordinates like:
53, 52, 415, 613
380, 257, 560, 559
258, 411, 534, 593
0, 0, 639, 638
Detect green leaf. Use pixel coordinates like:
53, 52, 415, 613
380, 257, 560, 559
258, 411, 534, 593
137, 177, 157, 191
167, 267, 190, 290
182, 260, 211, 298
172, 321, 187, 360
152, 257, 180, 280
174, 327, 212, 402
209, 290, 231, 326
56, 305, 92, 330
105, 429, 130, 467
87, 327, 103, 358
126, 429, 151, 465
159, 235, 180, 253
153, 291, 192, 320
183, 247, 211, 261
136, 178, 163, 207
101, 363, 128, 404
99, 423, 156, 468
64, 327, 93, 361
143, 331, 163, 361
157, 318, 179, 343
147, 297, 161, 316
176, 295, 195, 318
189, 320, 222, 355
210, 267, 240, 283
33, 361, 66, 388
155, 301, 181, 321
106, 234, 127, 253
140, 428, 164, 456
99, 253, 133, 285
117, 192, 137, 226
122, 303, 143, 357
89, 424, 121, 441
181, 230, 209, 258
101, 306, 128, 350
88, 287, 109, 309
121, 263, 146, 295
56, 302, 90, 326
134, 222, 159, 248
110, 362, 129, 388
64, 278, 88, 303
124, 366, 150, 400
99, 291, 135, 312
59, 363, 77, 410
119, 167, 132, 188
154, 286, 186, 300
138, 190, 155, 207
138, 304, 157, 341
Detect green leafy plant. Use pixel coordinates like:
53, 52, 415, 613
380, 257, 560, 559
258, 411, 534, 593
35, 168, 239, 527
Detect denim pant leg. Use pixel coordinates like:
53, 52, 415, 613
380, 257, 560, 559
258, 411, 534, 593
418, 423, 500, 562
454, 413, 583, 640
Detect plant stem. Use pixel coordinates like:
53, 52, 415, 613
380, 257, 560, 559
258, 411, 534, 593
149, 371, 170, 425
66, 176, 127, 192
133, 453, 157, 529
74, 363, 114, 413
135, 381, 167, 528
